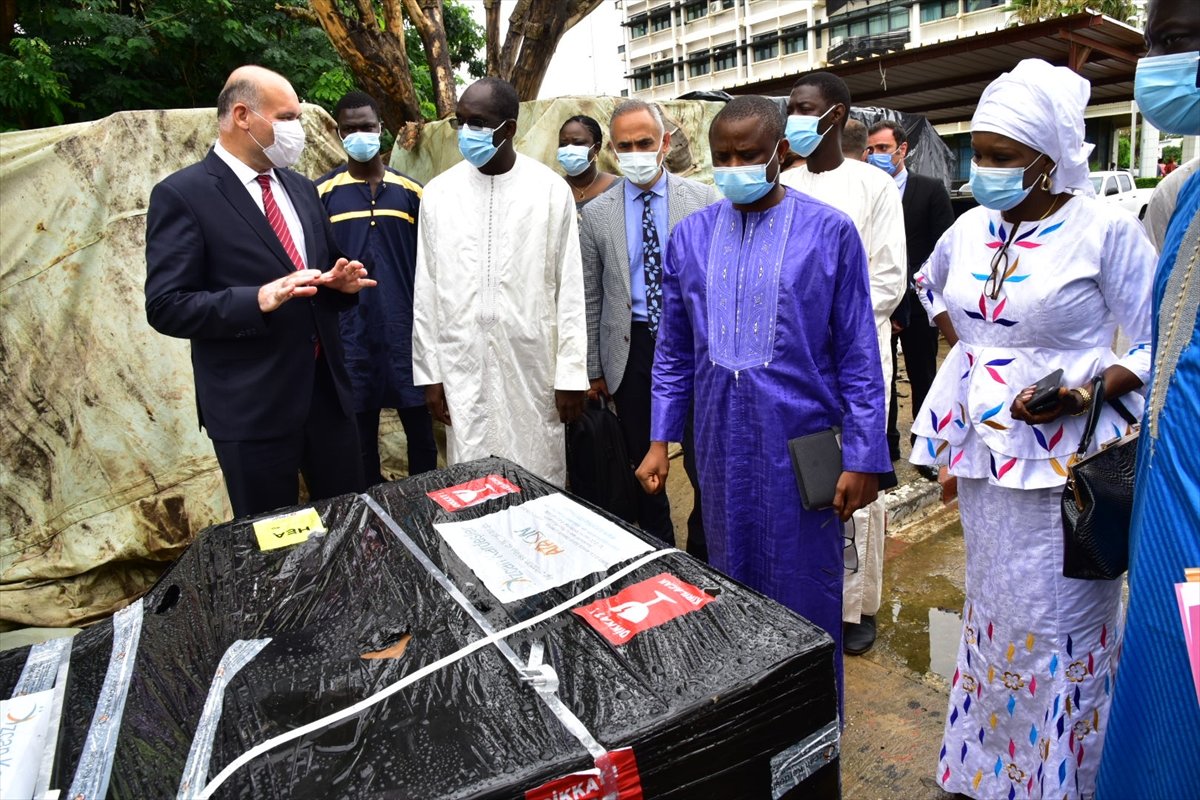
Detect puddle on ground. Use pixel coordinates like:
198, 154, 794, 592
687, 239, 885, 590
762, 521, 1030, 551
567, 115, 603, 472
876, 516, 967, 683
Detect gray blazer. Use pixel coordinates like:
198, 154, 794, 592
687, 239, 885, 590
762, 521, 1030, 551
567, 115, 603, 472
580, 173, 718, 393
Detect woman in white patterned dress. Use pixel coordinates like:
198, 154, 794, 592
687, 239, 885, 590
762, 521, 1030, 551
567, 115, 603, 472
910, 59, 1156, 799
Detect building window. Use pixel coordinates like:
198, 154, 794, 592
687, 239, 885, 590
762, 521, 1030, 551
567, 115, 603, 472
630, 16, 648, 38
831, 7, 908, 41
650, 7, 672, 32
720, 0, 735, 8
617, 44, 626, 54
965, 0, 1002, 10
684, 1, 706, 22
781, 25, 807, 54
653, 65, 674, 86
633, 71, 652, 91
713, 47, 736, 72
753, 35, 779, 61
920, 0, 959, 22
688, 51, 711, 76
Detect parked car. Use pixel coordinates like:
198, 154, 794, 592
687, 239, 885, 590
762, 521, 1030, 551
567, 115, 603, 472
1090, 170, 1154, 219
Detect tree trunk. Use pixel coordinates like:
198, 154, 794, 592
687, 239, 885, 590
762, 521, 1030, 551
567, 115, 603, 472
499, 0, 605, 100
305, 0, 422, 133
402, 0, 457, 119
483, 0, 502, 76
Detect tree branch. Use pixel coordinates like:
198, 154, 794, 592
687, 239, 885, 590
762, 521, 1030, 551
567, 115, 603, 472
483, 0, 501, 76
402, 0, 457, 118
308, 0, 422, 134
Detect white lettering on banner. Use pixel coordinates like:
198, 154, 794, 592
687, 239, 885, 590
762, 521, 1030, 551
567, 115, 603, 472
587, 608, 633, 640
573, 573, 716, 646
657, 575, 707, 606
551, 776, 600, 799
435, 494, 654, 603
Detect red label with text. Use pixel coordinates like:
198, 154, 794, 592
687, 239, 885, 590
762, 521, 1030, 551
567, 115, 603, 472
427, 474, 520, 511
525, 747, 643, 800
572, 573, 715, 646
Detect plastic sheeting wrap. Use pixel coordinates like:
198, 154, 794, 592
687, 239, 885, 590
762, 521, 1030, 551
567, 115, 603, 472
0, 106, 346, 630
0, 458, 840, 799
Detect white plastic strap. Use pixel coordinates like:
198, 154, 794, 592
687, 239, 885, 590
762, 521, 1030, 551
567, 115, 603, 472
363, 494, 610, 757
176, 638, 272, 799
33, 637, 73, 800
12, 636, 71, 697
196, 496, 672, 800
769, 720, 840, 799
67, 598, 144, 800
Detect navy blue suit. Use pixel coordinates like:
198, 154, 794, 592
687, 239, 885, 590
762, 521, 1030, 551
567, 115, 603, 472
145, 148, 364, 516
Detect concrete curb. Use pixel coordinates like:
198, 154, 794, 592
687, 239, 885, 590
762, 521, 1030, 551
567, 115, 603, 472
885, 476, 943, 530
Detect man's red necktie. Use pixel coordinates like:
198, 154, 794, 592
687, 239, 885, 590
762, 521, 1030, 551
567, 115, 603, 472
257, 174, 319, 358
256, 174, 306, 271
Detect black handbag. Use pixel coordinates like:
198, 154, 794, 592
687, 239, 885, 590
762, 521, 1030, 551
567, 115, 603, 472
1061, 375, 1140, 581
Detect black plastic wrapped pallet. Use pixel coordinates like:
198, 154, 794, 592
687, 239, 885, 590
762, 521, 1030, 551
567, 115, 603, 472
0, 457, 840, 799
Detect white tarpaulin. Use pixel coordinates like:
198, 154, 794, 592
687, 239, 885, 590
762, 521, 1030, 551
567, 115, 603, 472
0, 106, 346, 629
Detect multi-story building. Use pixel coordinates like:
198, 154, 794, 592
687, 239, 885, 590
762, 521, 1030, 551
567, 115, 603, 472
616, 0, 1195, 179
619, 0, 1007, 103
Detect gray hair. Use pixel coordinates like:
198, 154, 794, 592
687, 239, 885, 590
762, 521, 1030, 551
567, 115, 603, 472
610, 99, 665, 136
217, 78, 262, 125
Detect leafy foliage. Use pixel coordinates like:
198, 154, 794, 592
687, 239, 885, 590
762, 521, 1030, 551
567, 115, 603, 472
1, 0, 484, 130
0, 36, 80, 130
1005, 0, 1136, 25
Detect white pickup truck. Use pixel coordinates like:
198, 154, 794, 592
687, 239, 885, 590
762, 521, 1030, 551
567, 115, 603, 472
1090, 170, 1154, 220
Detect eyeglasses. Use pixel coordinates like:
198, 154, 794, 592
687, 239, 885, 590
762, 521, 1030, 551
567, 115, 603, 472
984, 223, 1022, 300
449, 118, 497, 132
843, 517, 859, 574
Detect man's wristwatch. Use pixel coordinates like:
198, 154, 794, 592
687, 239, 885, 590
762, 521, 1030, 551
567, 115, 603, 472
1070, 385, 1093, 416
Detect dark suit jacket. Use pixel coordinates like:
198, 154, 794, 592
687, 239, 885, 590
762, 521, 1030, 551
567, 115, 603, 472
892, 171, 955, 329
144, 148, 356, 441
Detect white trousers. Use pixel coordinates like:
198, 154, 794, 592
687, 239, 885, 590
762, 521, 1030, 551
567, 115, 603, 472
842, 495, 885, 624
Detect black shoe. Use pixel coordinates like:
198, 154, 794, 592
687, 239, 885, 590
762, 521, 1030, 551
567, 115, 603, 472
917, 464, 940, 482
843, 615, 876, 655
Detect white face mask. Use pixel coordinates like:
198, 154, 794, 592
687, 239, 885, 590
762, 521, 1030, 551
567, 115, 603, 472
250, 110, 306, 168
617, 148, 663, 185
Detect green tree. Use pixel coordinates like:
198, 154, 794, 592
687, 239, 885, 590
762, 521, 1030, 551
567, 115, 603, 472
0, 36, 79, 130
1005, 0, 1136, 25
0, 0, 484, 131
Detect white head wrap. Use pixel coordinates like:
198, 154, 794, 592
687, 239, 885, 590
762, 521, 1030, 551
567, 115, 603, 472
971, 59, 1095, 196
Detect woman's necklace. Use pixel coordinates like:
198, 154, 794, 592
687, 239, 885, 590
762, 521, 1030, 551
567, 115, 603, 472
1036, 193, 1064, 221
569, 168, 600, 201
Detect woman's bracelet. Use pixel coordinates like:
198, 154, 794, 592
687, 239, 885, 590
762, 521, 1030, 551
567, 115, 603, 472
1070, 385, 1093, 416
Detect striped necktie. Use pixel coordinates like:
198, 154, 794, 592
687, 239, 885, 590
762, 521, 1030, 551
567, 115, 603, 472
256, 174, 305, 271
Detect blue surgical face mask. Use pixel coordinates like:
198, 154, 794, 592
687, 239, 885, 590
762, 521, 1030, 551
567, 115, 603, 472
784, 106, 836, 158
969, 154, 1047, 211
458, 124, 503, 168
1135, 51, 1200, 136
868, 152, 898, 175
557, 144, 593, 176
713, 151, 779, 205
343, 131, 381, 162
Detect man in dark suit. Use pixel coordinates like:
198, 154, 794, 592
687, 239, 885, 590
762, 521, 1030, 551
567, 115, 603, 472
867, 120, 954, 477
145, 65, 376, 518
580, 100, 717, 552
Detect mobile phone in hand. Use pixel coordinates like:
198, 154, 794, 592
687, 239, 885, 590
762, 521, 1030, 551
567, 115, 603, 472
1026, 368, 1064, 413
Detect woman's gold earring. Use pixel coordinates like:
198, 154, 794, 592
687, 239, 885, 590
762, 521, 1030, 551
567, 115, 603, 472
1040, 172, 1052, 191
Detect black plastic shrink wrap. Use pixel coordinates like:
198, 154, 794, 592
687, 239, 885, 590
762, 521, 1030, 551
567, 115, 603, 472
0, 458, 840, 799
